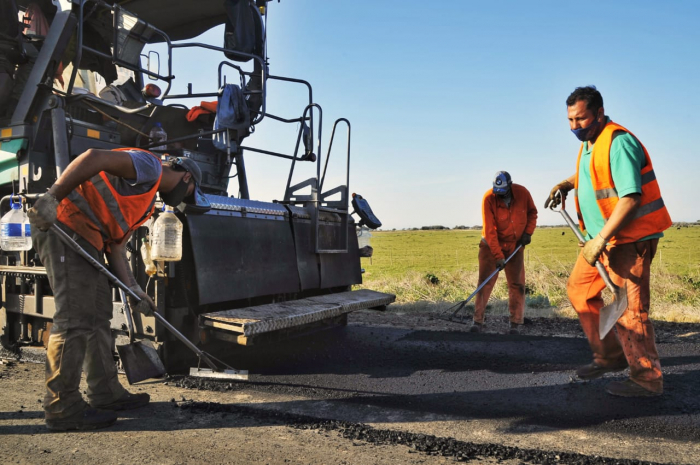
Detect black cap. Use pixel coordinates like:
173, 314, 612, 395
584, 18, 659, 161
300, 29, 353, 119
170, 156, 206, 205
171, 156, 202, 186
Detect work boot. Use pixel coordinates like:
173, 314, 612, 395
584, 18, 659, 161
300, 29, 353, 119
576, 361, 628, 380
469, 322, 483, 333
91, 392, 150, 411
508, 323, 521, 335
606, 379, 662, 398
46, 407, 117, 431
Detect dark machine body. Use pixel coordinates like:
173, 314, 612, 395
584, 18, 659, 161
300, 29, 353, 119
0, 0, 392, 370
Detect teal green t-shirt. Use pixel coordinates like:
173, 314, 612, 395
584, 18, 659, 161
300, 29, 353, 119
577, 117, 663, 242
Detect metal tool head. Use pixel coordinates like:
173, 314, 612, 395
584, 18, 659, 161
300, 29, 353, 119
440, 300, 472, 324
189, 367, 249, 381
117, 341, 166, 384
549, 199, 629, 339
599, 282, 628, 339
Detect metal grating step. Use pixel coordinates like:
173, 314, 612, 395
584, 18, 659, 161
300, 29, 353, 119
200, 289, 395, 337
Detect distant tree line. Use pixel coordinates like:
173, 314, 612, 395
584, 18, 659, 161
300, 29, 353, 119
373, 221, 699, 232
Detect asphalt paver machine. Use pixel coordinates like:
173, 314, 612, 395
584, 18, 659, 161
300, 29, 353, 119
0, 0, 393, 371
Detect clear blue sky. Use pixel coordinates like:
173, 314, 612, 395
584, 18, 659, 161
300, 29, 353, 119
154, 0, 700, 229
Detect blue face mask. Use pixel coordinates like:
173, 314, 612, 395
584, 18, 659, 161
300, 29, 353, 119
571, 117, 602, 142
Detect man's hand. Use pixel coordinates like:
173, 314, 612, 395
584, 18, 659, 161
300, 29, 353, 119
581, 234, 608, 266
27, 194, 58, 231
544, 180, 574, 209
518, 233, 532, 247
128, 285, 156, 316
495, 258, 506, 270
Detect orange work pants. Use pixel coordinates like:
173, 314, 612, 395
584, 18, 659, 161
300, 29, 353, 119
474, 241, 525, 325
567, 239, 662, 393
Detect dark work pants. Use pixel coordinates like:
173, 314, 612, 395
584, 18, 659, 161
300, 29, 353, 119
32, 224, 126, 419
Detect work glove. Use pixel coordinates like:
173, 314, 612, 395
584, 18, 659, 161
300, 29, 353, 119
518, 233, 532, 247
128, 285, 157, 316
495, 258, 506, 270
27, 193, 59, 231
544, 180, 574, 209
581, 234, 608, 267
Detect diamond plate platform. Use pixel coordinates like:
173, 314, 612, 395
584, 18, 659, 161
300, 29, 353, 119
200, 289, 395, 337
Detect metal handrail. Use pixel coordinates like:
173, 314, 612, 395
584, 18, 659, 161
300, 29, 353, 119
320, 118, 350, 197
67, 1, 174, 98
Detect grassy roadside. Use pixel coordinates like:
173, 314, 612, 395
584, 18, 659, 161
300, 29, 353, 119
359, 227, 700, 323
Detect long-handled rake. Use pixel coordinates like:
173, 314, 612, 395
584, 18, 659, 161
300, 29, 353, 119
548, 193, 628, 338
442, 244, 523, 324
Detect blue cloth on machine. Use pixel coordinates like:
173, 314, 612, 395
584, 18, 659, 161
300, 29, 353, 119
213, 84, 249, 151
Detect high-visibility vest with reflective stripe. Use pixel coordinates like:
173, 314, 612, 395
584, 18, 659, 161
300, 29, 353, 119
56, 149, 162, 251
573, 121, 671, 245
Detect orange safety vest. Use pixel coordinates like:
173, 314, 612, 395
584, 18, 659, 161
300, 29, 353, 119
573, 121, 671, 245
56, 149, 163, 251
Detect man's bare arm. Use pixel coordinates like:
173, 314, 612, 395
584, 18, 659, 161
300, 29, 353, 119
48, 149, 137, 201
599, 194, 641, 241
105, 240, 139, 289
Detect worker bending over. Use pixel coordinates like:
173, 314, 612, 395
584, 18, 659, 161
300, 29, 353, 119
27, 148, 203, 430
472, 171, 537, 334
545, 86, 671, 397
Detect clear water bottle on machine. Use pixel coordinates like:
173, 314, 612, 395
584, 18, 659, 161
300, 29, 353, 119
1, 196, 32, 251
150, 206, 182, 261
149, 122, 167, 150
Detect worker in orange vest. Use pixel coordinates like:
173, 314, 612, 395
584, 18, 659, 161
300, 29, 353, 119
472, 171, 537, 335
545, 86, 672, 397
27, 148, 204, 430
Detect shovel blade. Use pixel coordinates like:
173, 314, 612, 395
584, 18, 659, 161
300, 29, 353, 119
117, 341, 166, 385
598, 284, 629, 339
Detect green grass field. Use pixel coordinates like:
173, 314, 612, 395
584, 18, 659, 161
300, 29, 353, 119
359, 227, 700, 322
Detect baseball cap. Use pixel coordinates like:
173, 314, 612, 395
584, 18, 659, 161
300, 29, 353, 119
170, 156, 206, 205
492, 171, 512, 195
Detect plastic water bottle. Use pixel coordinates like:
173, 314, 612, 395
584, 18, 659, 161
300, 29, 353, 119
149, 122, 167, 150
140, 238, 158, 276
150, 207, 182, 261
357, 226, 372, 248
1, 197, 32, 251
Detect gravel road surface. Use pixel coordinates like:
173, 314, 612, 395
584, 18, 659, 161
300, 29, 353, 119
1, 307, 699, 464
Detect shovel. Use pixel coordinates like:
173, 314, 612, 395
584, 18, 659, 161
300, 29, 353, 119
50, 224, 248, 381
116, 288, 166, 384
549, 194, 627, 338
444, 244, 523, 323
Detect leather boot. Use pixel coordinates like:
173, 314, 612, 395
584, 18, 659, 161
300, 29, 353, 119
46, 406, 117, 431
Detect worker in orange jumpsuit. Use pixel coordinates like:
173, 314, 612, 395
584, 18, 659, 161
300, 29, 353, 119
545, 86, 671, 397
471, 172, 537, 334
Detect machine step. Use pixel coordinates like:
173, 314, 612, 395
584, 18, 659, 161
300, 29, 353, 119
199, 289, 395, 339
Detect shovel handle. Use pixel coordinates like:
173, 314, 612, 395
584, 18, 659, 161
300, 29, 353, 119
119, 289, 135, 344
50, 224, 219, 370
549, 193, 617, 294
